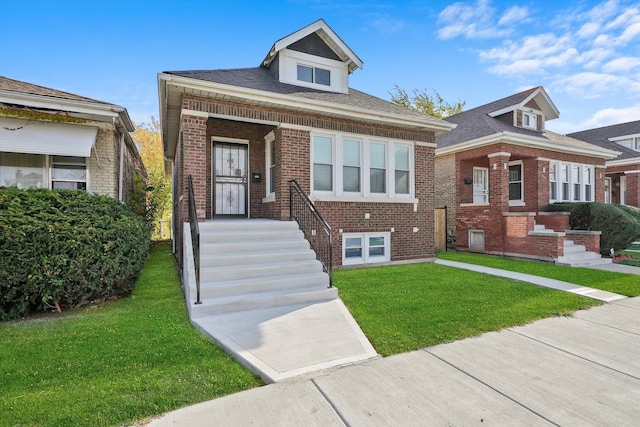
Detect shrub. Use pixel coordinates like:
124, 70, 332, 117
549, 202, 640, 254
0, 188, 151, 320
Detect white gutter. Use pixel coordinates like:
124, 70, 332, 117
436, 131, 621, 159
118, 130, 125, 201
0, 90, 135, 132
606, 157, 640, 167
158, 73, 455, 134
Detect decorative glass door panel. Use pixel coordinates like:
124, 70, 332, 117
473, 167, 489, 204
214, 143, 248, 215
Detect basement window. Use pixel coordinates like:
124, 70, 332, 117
343, 232, 390, 265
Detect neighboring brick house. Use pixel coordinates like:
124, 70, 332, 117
568, 120, 640, 207
158, 19, 454, 268
0, 76, 145, 202
435, 86, 620, 262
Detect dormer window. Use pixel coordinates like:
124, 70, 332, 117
609, 135, 640, 152
297, 64, 330, 86
523, 112, 537, 129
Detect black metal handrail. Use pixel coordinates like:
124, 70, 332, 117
188, 175, 202, 305
289, 179, 333, 287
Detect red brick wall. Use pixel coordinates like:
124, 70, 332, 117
567, 230, 601, 254
536, 212, 570, 231
175, 95, 437, 267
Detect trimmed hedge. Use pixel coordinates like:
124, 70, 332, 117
549, 202, 640, 254
0, 188, 151, 320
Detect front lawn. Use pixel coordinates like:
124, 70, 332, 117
0, 243, 262, 427
620, 244, 640, 267
437, 251, 640, 297
335, 263, 600, 357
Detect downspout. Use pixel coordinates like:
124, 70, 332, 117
118, 131, 125, 202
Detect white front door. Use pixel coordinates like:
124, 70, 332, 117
604, 177, 611, 204
620, 176, 627, 205
473, 167, 489, 204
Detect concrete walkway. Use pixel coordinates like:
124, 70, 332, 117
435, 259, 628, 302
148, 297, 640, 426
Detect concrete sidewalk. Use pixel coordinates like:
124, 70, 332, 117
148, 297, 640, 426
435, 258, 628, 302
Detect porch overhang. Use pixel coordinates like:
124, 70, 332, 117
435, 131, 621, 160
606, 157, 640, 168
158, 73, 455, 161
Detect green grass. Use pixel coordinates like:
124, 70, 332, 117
620, 246, 640, 267
0, 243, 262, 427
437, 251, 640, 297
335, 263, 601, 357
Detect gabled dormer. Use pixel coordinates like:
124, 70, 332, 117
609, 133, 640, 152
261, 19, 363, 94
488, 86, 559, 132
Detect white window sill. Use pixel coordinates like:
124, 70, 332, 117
312, 195, 418, 204
262, 194, 275, 203
509, 200, 525, 207
460, 202, 490, 207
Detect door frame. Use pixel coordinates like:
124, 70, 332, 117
472, 167, 489, 204
212, 137, 250, 218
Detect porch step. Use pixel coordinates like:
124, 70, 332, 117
555, 240, 613, 267
190, 219, 335, 317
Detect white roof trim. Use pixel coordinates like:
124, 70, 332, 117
160, 73, 455, 134
606, 157, 640, 167
436, 131, 620, 159
0, 117, 98, 157
264, 19, 363, 73
609, 133, 640, 142
0, 90, 134, 131
488, 87, 560, 120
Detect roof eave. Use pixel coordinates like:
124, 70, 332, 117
436, 131, 620, 159
160, 73, 455, 134
0, 90, 134, 131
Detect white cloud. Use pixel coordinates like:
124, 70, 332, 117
603, 56, 640, 72
437, 0, 512, 39
580, 104, 640, 128
498, 6, 529, 25
552, 72, 640, 99
577, 22, 600, 38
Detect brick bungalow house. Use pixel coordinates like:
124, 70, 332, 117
0, 76, 145, 201
568, 120, 640, 207
158, 19, 454, 269
435, 86, 620, 264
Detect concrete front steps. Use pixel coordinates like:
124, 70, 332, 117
183, 218, 378, 383
556, 240, 612, 267
532, 224, 612, 267
191, 219, 337, 318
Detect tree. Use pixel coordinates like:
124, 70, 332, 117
389, 84, 465, 119
131, 117, 172, 238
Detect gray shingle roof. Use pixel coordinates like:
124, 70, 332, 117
437, 87, 550, 148
0, 75, 110, 105
164, 67, 437, 122
568, 120, 640, 161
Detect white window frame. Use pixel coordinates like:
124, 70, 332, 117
508, 161, 524, 206
50, 156, 88, 191
550, 161, 596, 203
342, 232, 391, 265
310, 132, 415, 200
604, 177, 612, 204
584, 166, 593, 202
311, 134, 335, 195
296, 64, 330, 86
549, 162, 558, 202
620, 175, 627, 205
264, 132, 276, 198
523, 112, 537, 129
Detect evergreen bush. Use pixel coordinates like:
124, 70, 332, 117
0, 188, 151, 320
549, 202, 640, 254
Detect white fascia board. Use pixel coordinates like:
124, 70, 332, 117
609, 133, 640, 141
436, 131, 621, 159
272, 20, 363, 71
606, 157, 640, 167
162, 74, 455, 134
0, 90, 133, 130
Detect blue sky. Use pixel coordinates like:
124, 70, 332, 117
1, 0, 639, 134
